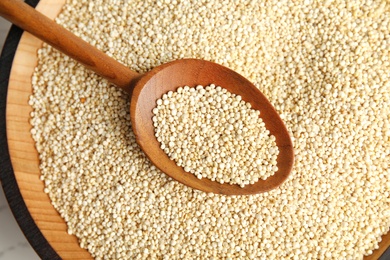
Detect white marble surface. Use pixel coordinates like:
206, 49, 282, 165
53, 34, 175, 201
0, 17, 40, 260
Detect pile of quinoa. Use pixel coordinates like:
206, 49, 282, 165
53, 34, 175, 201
153, 84, 279, 187
30, 0, 390, 259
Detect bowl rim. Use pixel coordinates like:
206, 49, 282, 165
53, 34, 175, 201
0, 0, 60, 259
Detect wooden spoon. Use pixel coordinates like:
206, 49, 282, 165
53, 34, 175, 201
0, 0, 294, 195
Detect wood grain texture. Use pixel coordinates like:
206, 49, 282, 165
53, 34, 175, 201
131, 59, 294, 195
3, 0, 389, 259
5, 0, 91, 259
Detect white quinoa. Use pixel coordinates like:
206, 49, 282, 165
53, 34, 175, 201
30, 0, 390, 259
153, 84, 279, 187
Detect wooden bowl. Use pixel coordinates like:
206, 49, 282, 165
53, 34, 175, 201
0, 0, 389, 259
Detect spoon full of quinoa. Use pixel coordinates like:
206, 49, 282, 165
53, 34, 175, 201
0, 0, 294, 195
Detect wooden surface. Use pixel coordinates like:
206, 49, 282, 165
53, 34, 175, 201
5, 0, 91, 259
131, 59, 294, 195
3, 0, 389, 258
0, 16, 37, 260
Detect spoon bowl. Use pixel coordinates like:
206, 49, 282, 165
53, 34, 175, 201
131, 59, 294, 195
0, 0, 294, 195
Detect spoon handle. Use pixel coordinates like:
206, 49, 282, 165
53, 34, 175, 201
0, 0, 139, 94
